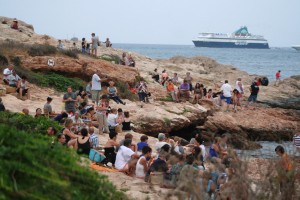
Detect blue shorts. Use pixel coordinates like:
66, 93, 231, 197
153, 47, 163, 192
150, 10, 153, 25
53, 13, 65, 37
221, 96, 231, 104
248, 95, 257, 102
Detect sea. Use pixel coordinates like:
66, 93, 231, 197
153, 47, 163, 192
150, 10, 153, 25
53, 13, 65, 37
114, 43, 300, 158
114, 43, 300, 81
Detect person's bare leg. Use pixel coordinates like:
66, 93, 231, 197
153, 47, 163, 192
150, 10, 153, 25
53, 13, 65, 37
27, 89, 30, 100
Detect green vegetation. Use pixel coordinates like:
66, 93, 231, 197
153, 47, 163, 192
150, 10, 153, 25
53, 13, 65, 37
99, 54, 120, 64
163, 117, 171, 127
0, 112, 127, 200
159, 96, 173, 102
60, 49, 79, 59
8, 57, 85, 92
117, 81, 138, 101
28, 44, 57, 57
0, 112, 61, 134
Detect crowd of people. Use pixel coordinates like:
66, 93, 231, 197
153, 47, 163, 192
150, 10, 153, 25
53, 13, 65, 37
1, 52, 297, 199
151, 68, 265, 112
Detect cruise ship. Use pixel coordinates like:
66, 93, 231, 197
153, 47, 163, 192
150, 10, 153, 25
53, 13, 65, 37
192, 26, 269, 49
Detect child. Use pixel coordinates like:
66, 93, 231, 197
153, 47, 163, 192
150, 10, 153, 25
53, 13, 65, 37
137, 135, 149, 153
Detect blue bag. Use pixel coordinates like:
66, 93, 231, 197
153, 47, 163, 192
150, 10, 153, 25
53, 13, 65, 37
89, 149, 106, 163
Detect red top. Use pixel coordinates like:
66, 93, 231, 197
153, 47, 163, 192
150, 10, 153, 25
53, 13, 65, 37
276, 72, 280, 78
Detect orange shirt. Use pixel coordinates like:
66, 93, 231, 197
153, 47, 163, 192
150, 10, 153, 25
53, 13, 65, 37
166, 83, 175, 92
281, 153, 293, 171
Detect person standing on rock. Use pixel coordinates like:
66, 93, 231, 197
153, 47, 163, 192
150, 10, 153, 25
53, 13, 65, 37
220, 80, 232, 111
246, 81, 259, 108
275, 70, 281, 86
62, 86, 77, 114
293, 132, 300, 157
91, 33, 99, 56
91, 72, 105, 106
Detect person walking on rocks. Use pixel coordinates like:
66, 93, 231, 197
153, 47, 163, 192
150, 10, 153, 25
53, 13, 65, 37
247, 81, 259, 108
220, 80, 232, 111
275, 70, 281, 86
91, 33, 100, 56
293, 132, 300, 158
91, 71, 105, 106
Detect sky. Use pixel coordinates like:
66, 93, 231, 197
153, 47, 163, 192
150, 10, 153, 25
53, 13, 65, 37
1, 0, 300, 47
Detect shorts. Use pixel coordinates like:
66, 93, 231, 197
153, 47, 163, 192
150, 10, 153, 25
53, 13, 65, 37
248, 95, 257, 102
91, 90, 101, 102
221, 96, 231, 104
16, 88, 28, 96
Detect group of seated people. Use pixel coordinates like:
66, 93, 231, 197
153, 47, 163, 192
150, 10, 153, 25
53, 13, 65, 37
2, 64, 30, 99
81, 129, 234, 199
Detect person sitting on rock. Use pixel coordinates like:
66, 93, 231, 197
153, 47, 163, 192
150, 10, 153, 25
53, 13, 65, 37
155, 133, 170, 156
121, 52, 129, 66
10, 19, 18, 30
68, 128, 91, 155
7, 70, 21, 87
193, 83, 204, 104
35, 108, 43, 118
177, 79, 190, 100
107, 81, 126, 105
166, 79, 179, 102
119, 133, 137, 152
128, 53, 135, 67
151, 68, 159, 82
184, 72, 193, 91
2, 64, 14, 85
103, 131, 119, 166
161, 69, 168, 86
135, 146, 153, 179
172, 73, 179, 85
115, 139, 140, 175
137, 135, 149, 153
105, 38, 112, 47
57, 40, 65, 49
16, 75, 30, 100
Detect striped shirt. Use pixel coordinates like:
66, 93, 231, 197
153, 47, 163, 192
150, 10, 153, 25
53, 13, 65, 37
90, 133, 99, 149
294, 134, 300, 148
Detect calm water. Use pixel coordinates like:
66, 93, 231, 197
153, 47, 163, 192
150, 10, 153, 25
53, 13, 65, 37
114, 43, 300, 81
236, 141, 295, 159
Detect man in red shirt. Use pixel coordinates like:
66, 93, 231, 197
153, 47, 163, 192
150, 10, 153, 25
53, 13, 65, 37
275, 70, 281, 86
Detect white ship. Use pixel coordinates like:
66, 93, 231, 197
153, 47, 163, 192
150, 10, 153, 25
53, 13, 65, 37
192, 26, 269, 49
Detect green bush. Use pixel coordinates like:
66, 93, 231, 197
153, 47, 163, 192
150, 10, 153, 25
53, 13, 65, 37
116, 81, 137, 101
0, 123, 127, 200
0, 112, 62, 134
13, 64, 85, 92
60, 49, 79, 59
100, 54, 120, 64
28, 44, 57, 57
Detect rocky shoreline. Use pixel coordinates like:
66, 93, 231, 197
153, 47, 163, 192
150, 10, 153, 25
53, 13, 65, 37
1, 16, 300, 150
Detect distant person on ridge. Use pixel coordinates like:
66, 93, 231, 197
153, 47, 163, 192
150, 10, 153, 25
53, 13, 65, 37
57, 40, 65, 49
10, 19, 18, 30
81, 38, 86, 53
105, 38, 112, 47
91, 33, 100, 56
275, 70, 281, 86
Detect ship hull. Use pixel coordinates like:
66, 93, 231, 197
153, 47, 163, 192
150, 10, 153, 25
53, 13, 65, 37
192, 40, 269, 49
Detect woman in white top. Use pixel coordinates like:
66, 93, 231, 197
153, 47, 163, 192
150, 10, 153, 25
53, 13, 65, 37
136, 146, 153, 178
